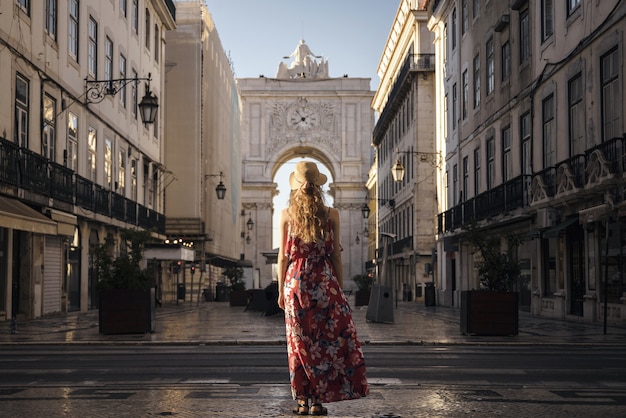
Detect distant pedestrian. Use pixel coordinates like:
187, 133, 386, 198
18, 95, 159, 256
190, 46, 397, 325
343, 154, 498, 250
277, 161, 369, 416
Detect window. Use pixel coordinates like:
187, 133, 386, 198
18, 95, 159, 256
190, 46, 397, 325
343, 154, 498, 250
154, 24, 159, 63
541, 0, 554, 41
119, 54, 127, 107
132, 0, 138, 34
462, 69, 468, 120
486, 37, 494, 95
16, 0, 29, 14
105, 37, 113, 82
452, 164, 458, 205
474, 147, 481, 195
87, 127, 97, 181
68, 0, 79, 61
452, 83, 457, 130
15, 74, 29, 148
473, 54, 480, 108
473, 0, 480, 19
45, 0, 57, 40
520, 112, 531, 175
145, 9, 151, 50
567, 0, 581, 17
131, 68, 138, 120
487, 137, 495, 189
601, 48, 621, 141
519, 9, 530, 64
130, 157, 137, 200
43, 95, 56, 161
501, 41, 510, 81
568, 73, 584, 155
88, 17, 97, 77
451, 8, 457, 50
105, 138, 112, 189
461, 0, 468, 34
118, 149, 126, 195
542, 94, 555, 168
120, 0, 127, 17
443, 93, 449, 140
67, 113, 78, 171
462, 156, 468, 200
502, 126, 511, 182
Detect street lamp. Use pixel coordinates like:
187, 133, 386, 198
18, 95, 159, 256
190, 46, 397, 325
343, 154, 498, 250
84, 73, 159, 124
205, 172, 227, 200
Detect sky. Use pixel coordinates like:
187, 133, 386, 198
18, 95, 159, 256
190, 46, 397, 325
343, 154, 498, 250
202, 0, 400, 247
204, 0, 400, 89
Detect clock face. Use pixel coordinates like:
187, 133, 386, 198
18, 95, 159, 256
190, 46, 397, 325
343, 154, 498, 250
288, 106, 319, 130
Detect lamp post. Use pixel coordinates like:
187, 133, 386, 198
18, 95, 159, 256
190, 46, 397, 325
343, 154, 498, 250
84, 73, 159, 124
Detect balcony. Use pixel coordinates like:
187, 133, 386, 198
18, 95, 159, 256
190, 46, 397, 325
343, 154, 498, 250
438, 135, 625, 235
438, 174, 531, 234
373, 53, 435, 145
0, 136, 165, 234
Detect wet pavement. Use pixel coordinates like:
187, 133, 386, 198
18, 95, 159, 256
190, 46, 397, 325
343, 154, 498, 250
1, 298, 625, 346
1, 300, 625, 417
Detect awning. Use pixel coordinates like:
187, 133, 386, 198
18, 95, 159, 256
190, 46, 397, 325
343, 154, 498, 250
48, 208, 77, 236
543, 217, 579, 238
261, 248, 279, 264
143, 245, 195, 261
205, 252, 251, 268
0, 195, 57, 235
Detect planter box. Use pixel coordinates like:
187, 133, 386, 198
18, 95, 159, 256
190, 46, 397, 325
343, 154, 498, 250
99, 288, 155, 334
229, 289, 248, 306
460, 290, 518, 336
354, 289, 371, 307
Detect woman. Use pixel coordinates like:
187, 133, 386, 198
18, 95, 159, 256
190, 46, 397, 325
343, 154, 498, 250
277, 161, 369, 416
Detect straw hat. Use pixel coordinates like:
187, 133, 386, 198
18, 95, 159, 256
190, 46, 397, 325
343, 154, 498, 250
289, 161, 327, 190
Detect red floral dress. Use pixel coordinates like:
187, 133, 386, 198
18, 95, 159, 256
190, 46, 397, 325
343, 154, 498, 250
283, 218, 369, 403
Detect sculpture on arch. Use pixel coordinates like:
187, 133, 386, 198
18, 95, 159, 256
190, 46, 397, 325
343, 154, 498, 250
276, 39, 329, 79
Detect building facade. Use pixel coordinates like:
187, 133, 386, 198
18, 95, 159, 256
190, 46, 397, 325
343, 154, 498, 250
0, 0, 176, 321
163, 0, 243, 301
372, 0, 437, 304
429, 0, 625, 324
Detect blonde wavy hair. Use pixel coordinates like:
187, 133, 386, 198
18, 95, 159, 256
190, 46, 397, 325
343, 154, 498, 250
288, 182, 327, 244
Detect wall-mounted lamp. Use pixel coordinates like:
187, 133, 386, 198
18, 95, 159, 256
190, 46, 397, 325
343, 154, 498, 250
391, 150, 442, 182
355, 233, 360, 245
361, 198, 396, 219
205, 172, 227, 200
84, 73, 159, 124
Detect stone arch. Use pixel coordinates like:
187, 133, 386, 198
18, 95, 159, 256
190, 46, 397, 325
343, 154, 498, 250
238, 76, 375, 289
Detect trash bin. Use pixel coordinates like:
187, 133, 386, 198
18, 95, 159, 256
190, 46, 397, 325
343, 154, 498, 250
202, 288, 212, 302
177, 283, 186, 300
424, 282, 436, 306
215, 283, 229, 302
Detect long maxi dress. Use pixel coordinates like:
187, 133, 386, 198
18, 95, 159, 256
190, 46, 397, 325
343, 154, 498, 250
283, 218, 369, 403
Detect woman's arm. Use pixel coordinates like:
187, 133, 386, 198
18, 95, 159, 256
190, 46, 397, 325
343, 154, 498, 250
328, 207, 344, 288
276, 209, 290, 309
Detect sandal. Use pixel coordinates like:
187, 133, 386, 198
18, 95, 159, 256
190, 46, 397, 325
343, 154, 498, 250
292, 400, 309, 415
310, 404, 328, 416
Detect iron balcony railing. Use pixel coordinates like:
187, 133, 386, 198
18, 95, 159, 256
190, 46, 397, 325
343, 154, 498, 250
0, 136, 165, 234
438, 135, 625, 234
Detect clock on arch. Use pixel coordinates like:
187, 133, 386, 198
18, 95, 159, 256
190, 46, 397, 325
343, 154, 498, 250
288, 97, 319, 130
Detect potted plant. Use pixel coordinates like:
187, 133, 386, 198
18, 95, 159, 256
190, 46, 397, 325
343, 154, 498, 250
223, 266, 248, 306
95, 228, 156, 334
352, 274, 374, 306
460, 224, 522, 336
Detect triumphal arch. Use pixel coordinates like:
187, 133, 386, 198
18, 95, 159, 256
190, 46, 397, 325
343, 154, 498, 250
237, 40, 374, 287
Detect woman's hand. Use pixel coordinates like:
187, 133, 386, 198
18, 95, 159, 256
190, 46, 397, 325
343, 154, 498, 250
278, 291, 285, 310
